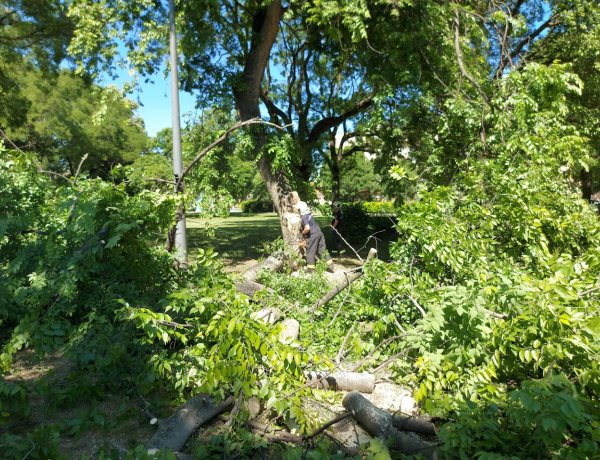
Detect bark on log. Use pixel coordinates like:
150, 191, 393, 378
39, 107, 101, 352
234, 280, 267, 297
147, 395, 234, 452
310, 248, 377, 312
306, 372, 375, 393
391, 414, 437, 437
342, 392, 437, 458
243, 255, 285, 282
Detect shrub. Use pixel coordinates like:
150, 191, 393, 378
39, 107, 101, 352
362, 201, 395, 215
240, 199, 273, 213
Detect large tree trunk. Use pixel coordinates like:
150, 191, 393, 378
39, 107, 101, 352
331, 148, 341, 204
232, 0, 302, 248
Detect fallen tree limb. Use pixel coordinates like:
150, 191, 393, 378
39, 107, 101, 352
244, 255, 285, 282
342, 391, 437, 458
392, 414, 437, 436
310, 248, 377, 312
306, 371, 375, 393
147, 395, 235, 452
234, 280, 268, 297
305, 412, 352, 440
249, 413, 353, 444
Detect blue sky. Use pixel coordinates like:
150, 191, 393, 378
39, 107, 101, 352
130, 78, 196, 138
107, 65, 198, 138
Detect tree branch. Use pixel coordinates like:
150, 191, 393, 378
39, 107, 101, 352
509, 13, 559, 60
307, 94, 375, 144
260, 90, 292, 128
178, 118, 290, 189
452, 10, 489, 105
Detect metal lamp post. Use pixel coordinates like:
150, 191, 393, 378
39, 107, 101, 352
169, 0, 187, 265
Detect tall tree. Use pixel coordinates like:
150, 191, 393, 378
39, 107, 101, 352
0, 0, 73, 129
65, 0, 384, 245
4, 69, 148, 177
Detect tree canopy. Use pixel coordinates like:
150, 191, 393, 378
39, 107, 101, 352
1, 0, 599, 458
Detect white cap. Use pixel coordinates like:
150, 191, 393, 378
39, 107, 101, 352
296, 201, 310, 215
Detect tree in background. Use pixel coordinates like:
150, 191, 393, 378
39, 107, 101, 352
526, 2, 600, 198
317, 151, 381, 202
3, 69, 148, 178
0, 0, 73, 130
65, 0, 415, 244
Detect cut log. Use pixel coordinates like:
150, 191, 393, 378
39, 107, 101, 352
243, 255, 284, 282
306, 371, 375, 393
147, 395, 234, 453
342, 391, 437, 458
234, 280, 267, 297
310, 248, 377, 312
392, 414, 437, 436
280, 318, 300, 343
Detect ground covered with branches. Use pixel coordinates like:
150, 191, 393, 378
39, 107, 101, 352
1, 65, 600, 459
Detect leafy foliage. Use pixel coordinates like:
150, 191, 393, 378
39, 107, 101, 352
3, 70, 148, 178
0, 148, 331, 454
240, 199, 273, 214
340, 64, 600, 457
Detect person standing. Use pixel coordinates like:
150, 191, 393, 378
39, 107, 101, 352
331, 201, 343, 255
297, 201, 335, 273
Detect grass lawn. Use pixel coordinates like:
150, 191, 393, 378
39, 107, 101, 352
187, 213, 396, 267
187, 213, 289, 264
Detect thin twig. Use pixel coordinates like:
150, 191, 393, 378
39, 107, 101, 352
372, 350, 409, 373
0, 127, 23, 151
453, 10, 490, 106
157, 319, 193, 329
328, 284, 353, 328
72, 153, 88, 185
407, 294, 426, 318
143, 177, 176, 185
355, 229, 389, 254
482, 308, 508, 319
22, 438, 36, 460
135, 386, 158, 422
335, 324, 354, 365
304, 412, 352, 440
578, 285, 600, 297
38, 169, 72, 183
330, 225, 363, 262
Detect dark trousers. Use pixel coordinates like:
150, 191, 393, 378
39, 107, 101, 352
306, 231, 330, 266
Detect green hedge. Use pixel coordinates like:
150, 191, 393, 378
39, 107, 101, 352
240, 199, 273, 213
362, 201, 395, 215
338, 202, 396, 239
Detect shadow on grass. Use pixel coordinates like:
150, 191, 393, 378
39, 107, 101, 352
187, 213, 396, 266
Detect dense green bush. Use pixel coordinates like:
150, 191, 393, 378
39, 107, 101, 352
240, 198, 273, 213
0, 150, 321, 452
362, 201, 395, 215
342, 64, 600, 457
